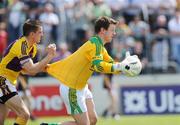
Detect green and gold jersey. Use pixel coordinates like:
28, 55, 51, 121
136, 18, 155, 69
0, 36, 37, 85
47, 36, 120, 90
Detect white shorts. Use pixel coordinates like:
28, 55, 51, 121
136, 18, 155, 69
60, 84, 93, 115
0, 76, 18, 104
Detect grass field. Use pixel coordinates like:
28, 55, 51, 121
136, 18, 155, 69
5, 115, 180, 125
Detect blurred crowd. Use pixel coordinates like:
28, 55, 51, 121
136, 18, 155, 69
1, 0, 180, 74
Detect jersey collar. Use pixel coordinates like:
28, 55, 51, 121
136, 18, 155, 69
23, 36, 36, 49
95, 35, 103, 46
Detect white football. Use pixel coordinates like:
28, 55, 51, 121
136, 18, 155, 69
124, 55, 142, 77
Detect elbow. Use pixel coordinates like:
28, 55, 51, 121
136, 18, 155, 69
27, 70, 37, 76
28, 71, 37, 76
27, 68, 38, 75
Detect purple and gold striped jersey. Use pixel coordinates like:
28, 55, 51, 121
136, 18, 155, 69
47, 36, 120, 90
0, 37, 37, 85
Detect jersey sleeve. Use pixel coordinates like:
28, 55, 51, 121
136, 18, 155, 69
85, 41, 119, 74
31, 44, 37, 58
12, 41, 31, 66
103, 48, 114, 63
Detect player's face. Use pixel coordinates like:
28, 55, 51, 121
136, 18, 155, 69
33, 26, 43, 44
104, 24, 116, 43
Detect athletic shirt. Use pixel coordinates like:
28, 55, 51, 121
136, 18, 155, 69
0, 36, 37, 85
47, 36, 119, 90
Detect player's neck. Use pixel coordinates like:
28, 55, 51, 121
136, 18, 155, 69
97, 34, 106, 45
25, 36, 34, 47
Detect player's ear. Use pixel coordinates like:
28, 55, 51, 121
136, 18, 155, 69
29, 32, 34, 37
100, 27, 105, 33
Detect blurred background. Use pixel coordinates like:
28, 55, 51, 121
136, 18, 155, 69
1, 0, 180, 125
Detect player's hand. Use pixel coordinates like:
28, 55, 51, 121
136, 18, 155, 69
43, 64, 50, 72
46, 43, 56, 58
113, 51, 142, 76
113, 51, 130, 72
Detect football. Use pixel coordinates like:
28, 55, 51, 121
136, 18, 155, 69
124, 55, 142, 77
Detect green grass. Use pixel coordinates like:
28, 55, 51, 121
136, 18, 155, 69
5, 115, 180, 125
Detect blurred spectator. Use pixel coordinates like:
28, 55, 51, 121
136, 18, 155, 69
122, 0, 145, 23
152, 15, 169, 73
71, 28, 89, 52
129, 15, 150, 49
45, 0, 66, 43
105, 0, 127, 17
158, 0, 176, 21
168, 8, 180, 69
0, 0, 8, 22
147, 0, 176, 32
63, 0, 76, 42
113, 16, 133, 60
116, 16, 132, 43
39, 3, 59, 47
24, 0, 41, 20
129, 15, 150, 39
0, 22, 7, 58
52, 42, 71, 62
132, 40, 148, 73
72, 0, 92, 42
7, 0, 26, 44
90, 0, 112, 23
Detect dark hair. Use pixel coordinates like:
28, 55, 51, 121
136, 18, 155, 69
94, 16, 117, 34
23, 19, 42, 36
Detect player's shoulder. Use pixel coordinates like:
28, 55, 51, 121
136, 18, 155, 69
88, 36, 103, 49
89, 36, 102, 45
89, 36, 98, 43
11, 36, 28, 55
13, 37, 27, 48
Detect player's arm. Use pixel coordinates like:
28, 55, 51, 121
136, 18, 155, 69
21, 44, 56, 75
94, 51, 142, 76
103, 48, 114, 63
20, 68, 36, 76
86, 42, 118, 74
91, 55, 118, 74
88, 42, 142, 76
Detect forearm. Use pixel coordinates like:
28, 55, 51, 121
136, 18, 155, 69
21, 69, 36, 76
21, 43, 56, 75
91, 60, 120, 74
29, 55, 53, 74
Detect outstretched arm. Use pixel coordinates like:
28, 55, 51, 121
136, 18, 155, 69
21, 44, 56, 75
90, 50, 142, 76
88, 44, 119, 74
